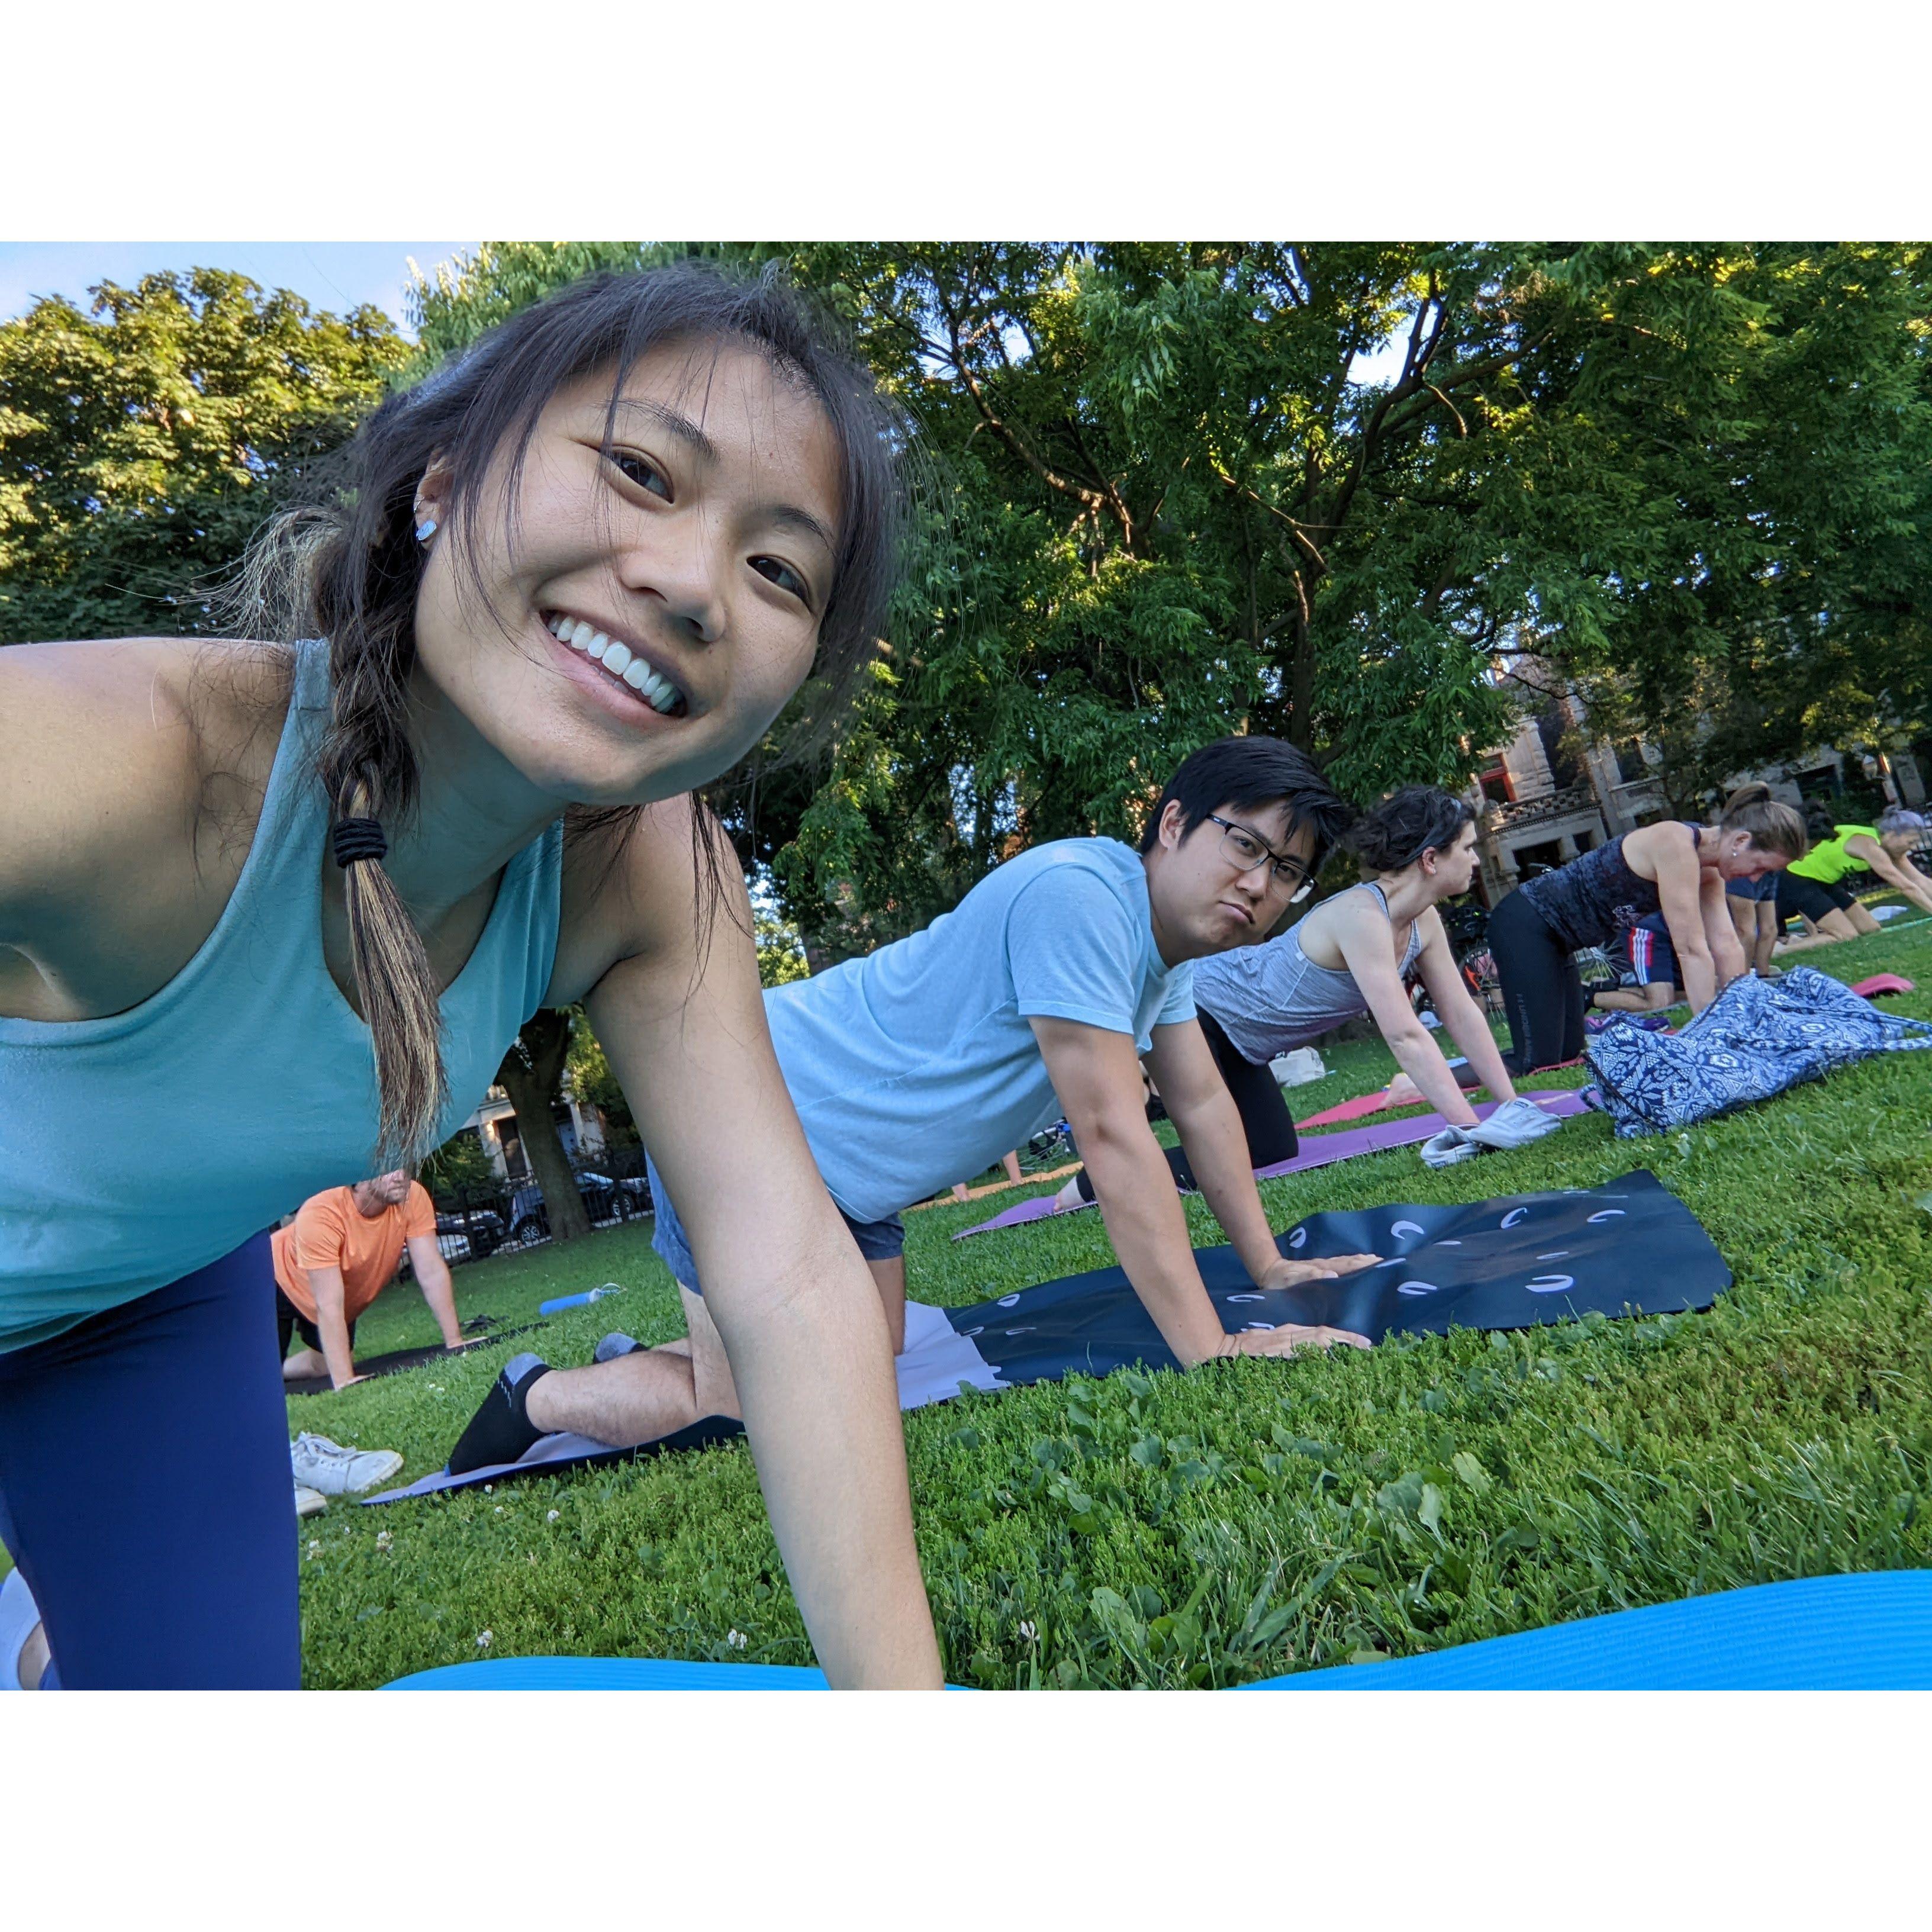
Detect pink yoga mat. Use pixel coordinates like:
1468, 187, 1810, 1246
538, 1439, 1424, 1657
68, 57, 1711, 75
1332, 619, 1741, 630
951, 1090, 1592, 1238
1295, 1089, 1409, 1129
1296, 1057, 1590, 1130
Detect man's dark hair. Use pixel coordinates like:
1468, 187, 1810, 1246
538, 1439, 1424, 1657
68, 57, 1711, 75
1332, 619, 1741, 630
1139, 734, 1357, 868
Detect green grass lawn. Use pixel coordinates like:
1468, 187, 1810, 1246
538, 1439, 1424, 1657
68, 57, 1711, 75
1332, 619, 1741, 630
272, 910, 1932, 1685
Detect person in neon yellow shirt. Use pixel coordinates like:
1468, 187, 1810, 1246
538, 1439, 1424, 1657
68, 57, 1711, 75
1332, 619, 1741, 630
1776, 809, 1932, 942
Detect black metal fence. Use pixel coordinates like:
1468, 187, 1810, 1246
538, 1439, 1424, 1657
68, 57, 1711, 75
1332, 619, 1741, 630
420, 1142, 655, 1268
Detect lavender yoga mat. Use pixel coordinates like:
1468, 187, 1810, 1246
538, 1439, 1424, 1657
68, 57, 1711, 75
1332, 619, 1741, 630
951, 1090, 1592, 1239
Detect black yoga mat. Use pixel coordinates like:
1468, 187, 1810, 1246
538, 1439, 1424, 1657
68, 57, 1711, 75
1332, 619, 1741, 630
367, 1170, 1725, 1500
952, 1167, 1728, 1389
283, 1320, 546, 1398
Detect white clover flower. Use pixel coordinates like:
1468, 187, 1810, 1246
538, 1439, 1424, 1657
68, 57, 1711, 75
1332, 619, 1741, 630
1018, 1620, 1038, 1643
476, 1630, 494, 1650
547, 1510, 561, 1523
494, 1505, 505, 1515
375, 1530, 392, 1551
726, 1630, 748, 1650
306, 1540, 322, 1558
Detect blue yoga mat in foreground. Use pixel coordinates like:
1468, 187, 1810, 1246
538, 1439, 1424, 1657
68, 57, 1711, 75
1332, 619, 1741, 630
385, 1572, 1931, 1690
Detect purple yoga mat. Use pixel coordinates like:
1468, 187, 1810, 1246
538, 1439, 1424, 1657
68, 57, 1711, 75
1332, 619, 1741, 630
951, 1090, 1592, 1239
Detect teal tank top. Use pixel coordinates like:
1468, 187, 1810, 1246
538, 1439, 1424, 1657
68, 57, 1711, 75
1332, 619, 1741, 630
0, 639, 564, 1353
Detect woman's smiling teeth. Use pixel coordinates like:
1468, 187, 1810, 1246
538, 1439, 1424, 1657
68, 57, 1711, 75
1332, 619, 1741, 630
545, 611, 685, 716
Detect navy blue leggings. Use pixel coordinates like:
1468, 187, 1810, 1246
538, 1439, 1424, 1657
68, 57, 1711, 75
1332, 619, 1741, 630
0, 1234, 300, 1689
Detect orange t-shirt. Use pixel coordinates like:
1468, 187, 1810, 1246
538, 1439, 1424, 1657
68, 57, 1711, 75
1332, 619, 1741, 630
271, 1182, 437, 1324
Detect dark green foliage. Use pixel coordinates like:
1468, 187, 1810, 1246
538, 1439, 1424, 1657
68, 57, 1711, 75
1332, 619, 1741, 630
420, 1131, 494, 1200
0, 268, 407, 642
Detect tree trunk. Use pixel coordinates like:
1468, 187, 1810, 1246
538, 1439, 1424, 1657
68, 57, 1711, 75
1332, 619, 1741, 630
1287, 607, 1318, 751
495, 1011, 594, 1242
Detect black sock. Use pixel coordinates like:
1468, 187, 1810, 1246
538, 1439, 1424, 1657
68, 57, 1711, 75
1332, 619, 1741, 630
447, 1356, 552, 1475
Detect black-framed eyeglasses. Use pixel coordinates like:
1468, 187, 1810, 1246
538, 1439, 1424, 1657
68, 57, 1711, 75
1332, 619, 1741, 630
1206, 814, 1316, 901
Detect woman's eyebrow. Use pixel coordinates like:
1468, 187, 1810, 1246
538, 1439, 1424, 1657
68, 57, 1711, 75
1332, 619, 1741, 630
608, 397, 719, 463
765, 501, 838, 560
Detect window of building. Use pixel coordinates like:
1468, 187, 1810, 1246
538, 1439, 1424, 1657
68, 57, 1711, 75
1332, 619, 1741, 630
1611, 740, 1649, 787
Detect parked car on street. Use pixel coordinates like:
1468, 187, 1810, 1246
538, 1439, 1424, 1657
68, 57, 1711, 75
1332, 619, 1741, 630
508, 1168, 652, 1245
415, 1206, 507, 1267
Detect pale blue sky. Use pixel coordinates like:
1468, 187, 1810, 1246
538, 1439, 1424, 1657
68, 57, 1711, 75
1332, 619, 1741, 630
2, 239, 1421, 385
0, 241, 479, 336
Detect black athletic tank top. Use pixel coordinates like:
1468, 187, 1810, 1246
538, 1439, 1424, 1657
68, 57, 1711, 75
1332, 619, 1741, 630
1517, 826, 1700, 952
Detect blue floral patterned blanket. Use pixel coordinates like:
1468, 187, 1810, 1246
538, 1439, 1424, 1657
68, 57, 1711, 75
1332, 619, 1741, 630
1584, 965, 1932, 1138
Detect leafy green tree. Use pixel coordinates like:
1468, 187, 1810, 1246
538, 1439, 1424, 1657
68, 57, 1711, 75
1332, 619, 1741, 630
1542, 244, 1932, 798
0, 268, 407, 643
566, 1007, 639, 1151
755, 909, 810, 986
420, 1129, 496, 1200
385, 243, 1932, 952
495, 1010, 593, 1241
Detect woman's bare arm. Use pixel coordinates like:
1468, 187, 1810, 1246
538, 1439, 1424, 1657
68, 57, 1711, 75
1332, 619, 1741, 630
0, 639, 279, 1020
574, 801, 941, 1688
1328, 897, 1483, 1124
1849, 837, 1932, 915
1409, 910, 1518, 1102
1700, 871, 1750, 987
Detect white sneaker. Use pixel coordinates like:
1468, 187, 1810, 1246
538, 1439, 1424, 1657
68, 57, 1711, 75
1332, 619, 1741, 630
290, 1432, 404, 1496
295, 1483, 329, 1519
1, 1569, 42, 1690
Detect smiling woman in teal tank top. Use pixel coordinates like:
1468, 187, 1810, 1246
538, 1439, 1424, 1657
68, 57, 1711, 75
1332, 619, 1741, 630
0, 265, 944, 1690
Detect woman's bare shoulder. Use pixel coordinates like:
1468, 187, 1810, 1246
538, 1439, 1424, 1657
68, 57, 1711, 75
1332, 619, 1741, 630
1624, 818, 1699, 874
0, 636, 292, 919
548, 794, 751, 1004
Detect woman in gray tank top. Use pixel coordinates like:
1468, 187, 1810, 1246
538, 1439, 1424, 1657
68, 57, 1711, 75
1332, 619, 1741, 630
1063, 788, 1562, 1211
1196, 786, 1543, 1128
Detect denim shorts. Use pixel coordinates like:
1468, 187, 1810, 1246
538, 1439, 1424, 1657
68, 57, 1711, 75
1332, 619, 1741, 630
643, 1152, 905, 1295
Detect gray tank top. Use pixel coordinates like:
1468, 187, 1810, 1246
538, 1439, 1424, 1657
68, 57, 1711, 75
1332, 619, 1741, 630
1191, 882, 1425, 1067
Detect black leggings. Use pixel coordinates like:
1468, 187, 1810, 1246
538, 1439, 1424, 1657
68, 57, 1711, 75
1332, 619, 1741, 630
1074, 1011, 1299, 1202
1487, 887, 1585, 1076
275, 1285, 355, 1360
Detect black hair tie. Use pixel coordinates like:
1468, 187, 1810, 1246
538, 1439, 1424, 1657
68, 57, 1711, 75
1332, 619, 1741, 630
331, 817, 388, 867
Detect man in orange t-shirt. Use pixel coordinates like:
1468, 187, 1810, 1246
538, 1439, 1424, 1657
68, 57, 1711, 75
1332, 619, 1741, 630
271, 1171, 463, 1390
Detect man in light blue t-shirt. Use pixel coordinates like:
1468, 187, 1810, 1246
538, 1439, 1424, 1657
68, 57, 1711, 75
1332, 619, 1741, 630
449, 739, 1382, 1473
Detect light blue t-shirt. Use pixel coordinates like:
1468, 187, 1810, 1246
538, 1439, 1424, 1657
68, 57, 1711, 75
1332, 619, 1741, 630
764, 838, 1195, 1223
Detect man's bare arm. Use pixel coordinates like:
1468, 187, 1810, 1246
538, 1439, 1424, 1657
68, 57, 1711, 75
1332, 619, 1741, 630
1036, 1017, 1370, 1364
405, 1235, 465, 1350
306, 1265, 359, 1390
